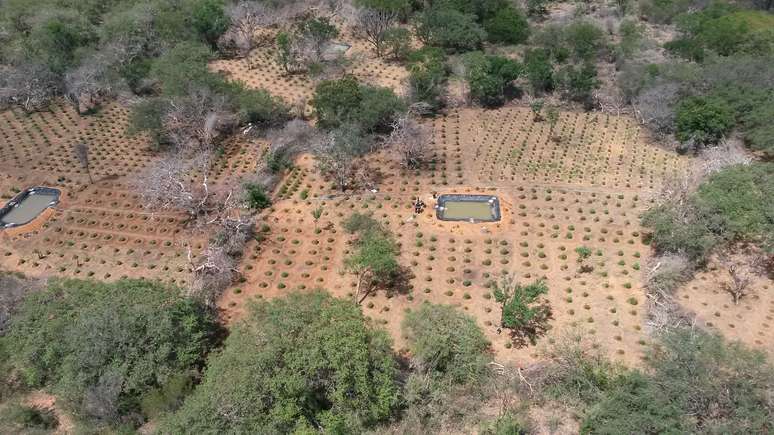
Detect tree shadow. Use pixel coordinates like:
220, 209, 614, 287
507, 303, 553, 349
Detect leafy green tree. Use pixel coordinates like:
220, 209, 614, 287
484, 6, 530, 45
581, 371, 687, 434
695, 162, 774, 249
524, 48, 554, 94
402, 304, 491, 386
641, 203, 718, 263
383, 27, 412, 60
407, 47, 449, 112
344, 215, 401, 303
675, 95, 735, 146
25, 9, 96, 74
463, 51, 522, 107
189, 0, 228, 48
564, 20, 606, 61
526, 0, 551, 17
492, 277, 551, 346
583, 328, 774, 433
557, 62, 600, 107
1, 279, 217, 427
161, 292, 400, 433
414, 7, 486, 53
244, 183, 271, 210
311, 76, 405, 132
296, 16, 339, 59
225, 82, 288, 126
312, 76, 363, 129
149, 41, 217, 96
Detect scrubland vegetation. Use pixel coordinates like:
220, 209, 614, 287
0, 0, 772, 433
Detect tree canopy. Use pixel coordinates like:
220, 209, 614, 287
162, 291, 400, 433
1, 279, 217, 427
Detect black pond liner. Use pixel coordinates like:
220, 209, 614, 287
435, 194, 501, 223
0, 187, 61, 229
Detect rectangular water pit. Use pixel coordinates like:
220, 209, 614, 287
0, 187, 61, 228
436, 194, 500, 223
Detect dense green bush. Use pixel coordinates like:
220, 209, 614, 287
641, 203, 718, 262
557, 62, 600, 107
244, 183, 271, 210
581, 329, 774, 433
402, 304, 491, 386
675, 95, 735, 146
162, 292, 400, 433
1, 279, 217, 427
311, 76, 405, 132
695, 162, 774, 248
415, 7, 486, 53
492, 278, 551, 346
483, 6, 530, 45
407, 47, 449, 111
642, 162, 773, 262
524, 48, 555, 94
463, 52, 522, 107
666, 7, 774, 61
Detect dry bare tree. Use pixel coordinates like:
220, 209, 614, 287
717, 250, 762, 305
163, 88, 237, 154
632, 82, 680, 138
313, 127, 367, 191
221, 1, 270, 56
356, 7, 399, 57
64, 45, 125, 113
137, 153, 219, 222
74, 142, 93, 184
0, 63, 59, 112
388, 112, 431, 169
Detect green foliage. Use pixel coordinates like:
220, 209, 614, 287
343, 212, 382, 234
575, 246, 592, 261
526, 0, 552, 17
345, 229, 400, 287
639, 0, 695, 24
149, 41, 217, 96
24, 9, 96, 74
580, 371, 686, 434
484, 6, 530, 45
581, 328, 774, 433
0, 402, 59, 432
667, 8, 774, 61
139, 373, 193, 420
563, 21, 607, 62
162, 292, 400, 433
383, 27, 412, 60
675, 95, 735, 146
492, 277, 551, 346
641, 203, 718, 262
480, 412, 529, 435
1, 279, 217, 426
643, 163, 773, 261
189, 0, 228, 48
407, 47, 449, 111
524, 48, 554, 94
355, 0, 411, 12
695, 162, 774, 249
535, 20, 606, 64
415, 7, 486, 53
128, 97, 168, 147
402, 304, 491, 386
557, 62, 600, 107
311, 76, 405, 132
225, 82, 289, 126
244, 183, 271, 210
463, 52, 522, 107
